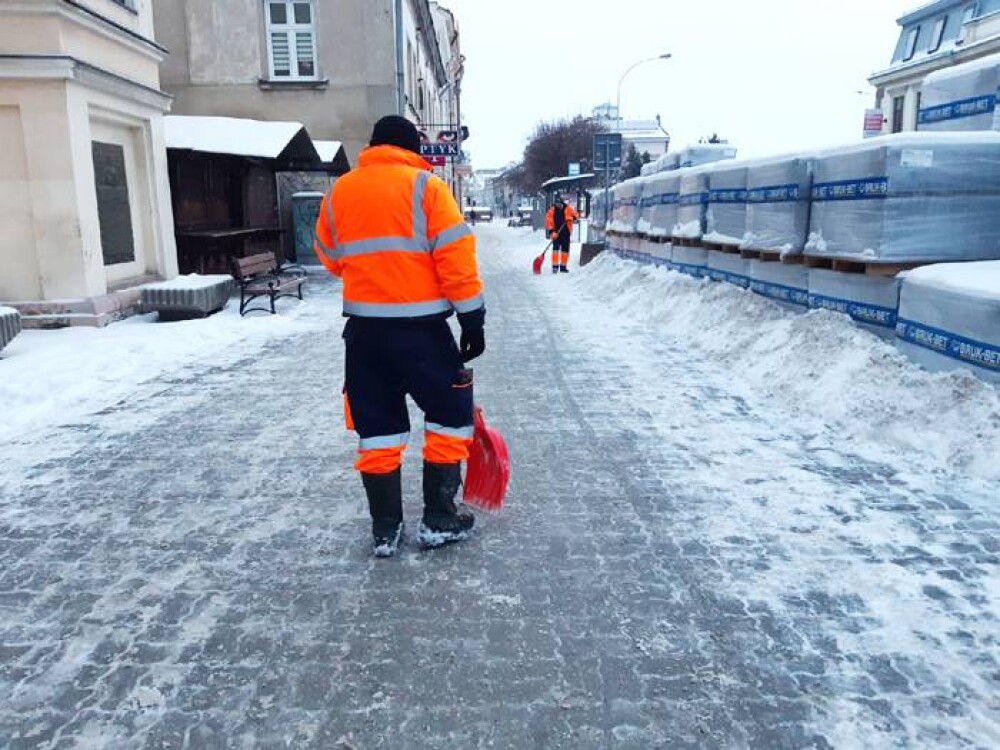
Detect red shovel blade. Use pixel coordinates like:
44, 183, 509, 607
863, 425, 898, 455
532, 252, 545, 275
464, 406, 510, 511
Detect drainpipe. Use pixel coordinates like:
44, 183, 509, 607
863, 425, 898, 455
394, 0, 405, 115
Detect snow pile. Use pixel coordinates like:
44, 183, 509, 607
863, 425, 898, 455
0, 281, 341, 445
573, 253, 1000, 480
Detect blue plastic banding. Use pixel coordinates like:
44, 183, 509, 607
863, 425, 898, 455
896, 318, 1000, 372
811, 178, 889, 201
808, 293, 897, 328
747, 184, 802, 203
918, 93, 997, 125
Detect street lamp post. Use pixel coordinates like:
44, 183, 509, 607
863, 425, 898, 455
606, 53, 672, 230
615, 53, 672, 132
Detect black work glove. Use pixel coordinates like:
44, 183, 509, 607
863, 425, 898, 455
457, 308, 486, 363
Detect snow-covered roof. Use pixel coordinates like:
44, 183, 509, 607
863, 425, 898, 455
165, 116, 309, 159
542, 173, 596, 188
314, 140, 344, 163
624, 129, 671, 141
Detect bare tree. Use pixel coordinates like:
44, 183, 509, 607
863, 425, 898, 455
510, 116, 608, 193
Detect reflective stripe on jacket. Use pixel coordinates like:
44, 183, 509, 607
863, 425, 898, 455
546, 203, 579, 234
314, 145, 484, 318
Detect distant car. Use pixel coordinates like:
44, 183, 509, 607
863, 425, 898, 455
515, 207, 533, 227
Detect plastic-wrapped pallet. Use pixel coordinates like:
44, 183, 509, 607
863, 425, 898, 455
605, 183, 622, 238
918, 53, 1000, 132
744, 155, 813, 256
678, 144, 738, 168
646, 240, 673, 268
1, 306, 21, 353
638, 170, 680, 240
609, 176, 645, 235
655, 152, 680, 172
705, 162, 749, 248
635, 174, 655, 237
808, 268, 901, 334
748, 260, 810, 309
805, 132, 1000, 264
707, 250, 750, 288
672, 245, 709, 277
895, 261, 1000, 382
673, 168, 709, 240
588, 189, 607, 244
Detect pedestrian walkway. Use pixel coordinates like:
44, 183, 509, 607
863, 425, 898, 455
1, 224, 998, 748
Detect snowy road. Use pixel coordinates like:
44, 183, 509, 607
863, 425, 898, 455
2, 223, 999, 748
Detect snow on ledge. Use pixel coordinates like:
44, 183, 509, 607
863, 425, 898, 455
142, 275, 234, 292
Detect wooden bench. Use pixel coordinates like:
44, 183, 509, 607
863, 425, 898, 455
231, 253, 307, 316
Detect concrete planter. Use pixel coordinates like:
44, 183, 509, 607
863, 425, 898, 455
140, 275, 234, 321
0, 307, 22, 354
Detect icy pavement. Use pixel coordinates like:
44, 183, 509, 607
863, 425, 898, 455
2, 223, 999, 749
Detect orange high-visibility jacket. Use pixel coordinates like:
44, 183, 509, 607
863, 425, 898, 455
314, 145, 484, 318
545, 203, 579, 235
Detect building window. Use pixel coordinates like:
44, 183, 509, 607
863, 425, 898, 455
962, 5, 975, 25
265, 1, 317, 80
903, 26, 921, 61
892, 95, 905, 133
929, 17, 947, 52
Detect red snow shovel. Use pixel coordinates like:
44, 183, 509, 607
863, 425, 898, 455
531, 223, 566, 275
532, 241, 553, 275
463, 406, 510, 511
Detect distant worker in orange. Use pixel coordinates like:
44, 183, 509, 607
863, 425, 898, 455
545, 195, 578, 273
314, 115, 486, 558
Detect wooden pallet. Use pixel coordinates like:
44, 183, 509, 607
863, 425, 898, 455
803, 255, 925, 276
703, 241, 742, 254
671, 236, 702, 247
740, 248, 762, 260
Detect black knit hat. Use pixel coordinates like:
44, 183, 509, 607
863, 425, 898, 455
370, 115, 422, 154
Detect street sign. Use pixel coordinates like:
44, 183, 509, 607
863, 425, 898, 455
568, 162, 581, 176
863, 109, 885, 139
420, 142, 461, 157
593, 133, 623, 172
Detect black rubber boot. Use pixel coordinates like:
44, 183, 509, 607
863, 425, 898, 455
418, 461, 474, 549
361, 469, 404, 558
560, 265, 570, 273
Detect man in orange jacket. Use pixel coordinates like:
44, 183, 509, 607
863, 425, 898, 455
545, 195, 578, 273
314, 115, 486, 557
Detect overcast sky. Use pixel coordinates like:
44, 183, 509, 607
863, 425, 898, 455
442, 0, 918, 169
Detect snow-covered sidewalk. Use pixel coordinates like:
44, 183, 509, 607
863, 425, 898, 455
1, 223, 998, 748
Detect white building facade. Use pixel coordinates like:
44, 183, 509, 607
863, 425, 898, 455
870, 0, 1000, 133
0, 0, 178, 325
